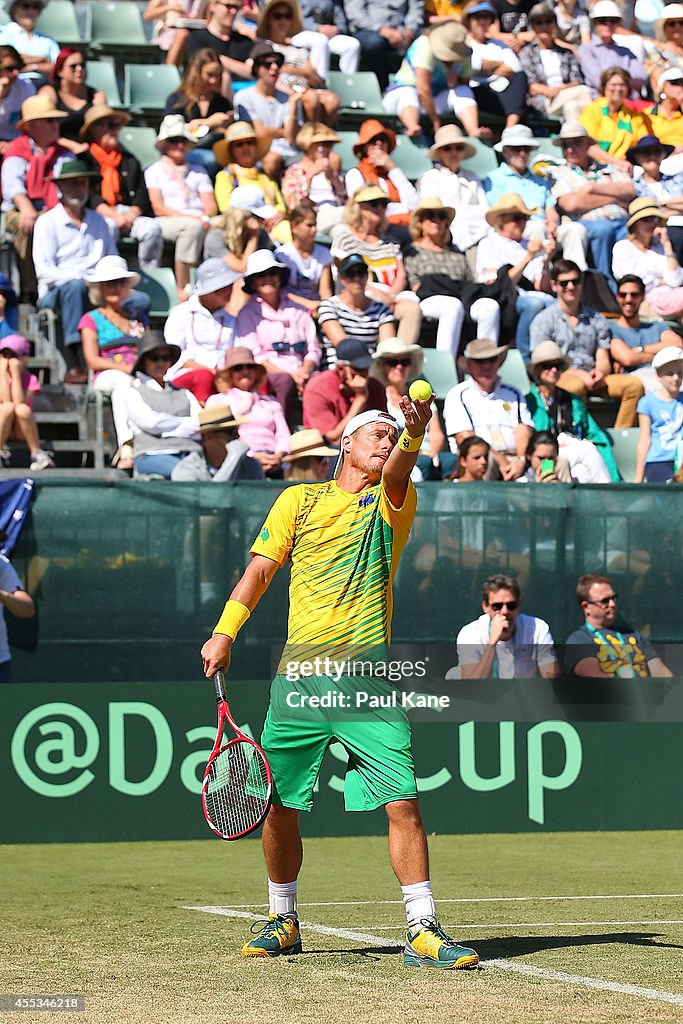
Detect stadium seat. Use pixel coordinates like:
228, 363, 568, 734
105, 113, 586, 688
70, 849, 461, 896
119, 126, 159, 169
328, 71, 386, 123
137, 267, 178, 319
85, 60, 122, 108
37, 0, 89, 45
606, 428, 639, 482
422, 349, 457, 400
498, 348, 530, 395
334, 130, 358, 175
460, 138, 497, 179
124, 64, 182, 115
90, 2, 153, 51
393, 135, 432, 182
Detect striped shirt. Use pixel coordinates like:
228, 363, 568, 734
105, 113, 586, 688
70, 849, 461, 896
330, 227, 402, 289
318, 295, 393, 368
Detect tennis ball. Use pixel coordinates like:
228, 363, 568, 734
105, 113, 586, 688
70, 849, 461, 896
409, 379, 433, 403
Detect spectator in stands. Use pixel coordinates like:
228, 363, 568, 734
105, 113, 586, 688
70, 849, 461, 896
343, 0, 424, 91
579, 0, 647, 101
281, 426, 338, 480
276, 203, 333, 313
612, 197, 683, 320
521, 429, 567, 482
579, 67, 652, 170
205, 183, 276, 270
382, 22, 483, 141
611, 274, 683, 393
0, 539, 34, 681
165, 257, 241, 403
565, 573, 672, 677
213, 121, 291, 245
318, 253, 395, 367
331, 185, 422, 345
644, 3, 683, 95
185, 0, 253, 83
0, 332, 53, 469
404, 196, 502, 357
416, 125, 489, 254
518, 4, 591, 125
145, 0, 210, 64
80, 105, 163, 272
297, 0, 360, 75
525, 339, 618, 481
1, 92, 68, 304
255, 0, 339, 127
645, 67, 683, 151
302, 335, 387, 442
38, 48, 105, 155
447, 433, 489, 481
235, 248, 319, 425
529, 260, 644, 428
281, 122, 346, 234
444, 337, 534, 479
476, 193, 554, 362
629, 134, 683, 263
164, 47, 234, 173
371, 336, 454, 479
554, 0, 591, 48
635, 345, 683, 482
484, 125, 558, 242
489, 0, 533, 50
211, 344, 290, 475
145, 114, 217, 301
345, 119, 418, 233
235, 42, 300, 179
0, 0, 57, 84
0, 273, 19, 339
462, 0, 529, 130
456, 573, 559, 678
79, 255, 149, 471
548, 122, 633, 286
171, 401, 265, 480
0, 46, 34, 150
124, 329, 203, 478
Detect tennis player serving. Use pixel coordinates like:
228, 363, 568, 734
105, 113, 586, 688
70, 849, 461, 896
201, 394, 479, 970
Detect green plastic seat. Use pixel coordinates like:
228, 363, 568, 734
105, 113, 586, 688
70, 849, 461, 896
85, 60, 121, 108
606, 428, 639, 483
36, 0, 88, 45
498, 348, 530, 395
137, 268, 178, 318
327, 71, 385, 119
459, 137, 498, 179
119, 126, 159, 169
422, 349, 458, 400
393, 135, 432, 182
334, 130, 358, 175
90, 2, 151, 49
124, 64, 182, 114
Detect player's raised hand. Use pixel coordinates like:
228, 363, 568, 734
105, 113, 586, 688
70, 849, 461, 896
399, 390, 432, 436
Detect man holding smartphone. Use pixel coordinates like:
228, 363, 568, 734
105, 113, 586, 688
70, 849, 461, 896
456, 573, 560, 678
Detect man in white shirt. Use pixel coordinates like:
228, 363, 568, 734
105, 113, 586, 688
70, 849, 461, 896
444, 337, 534, 479
456, 574, 559, 679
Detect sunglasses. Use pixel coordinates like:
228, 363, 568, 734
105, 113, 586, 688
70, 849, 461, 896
258, 58, 282, 68
422, 210, 448, 221
101, 278, 129, 287
230, 363, 257, 372
594, 16, 620, 22
490, 600, 519, 612
343, 267, 368, 279
272, 340, 307, 355
533, 17, 555, 24
586, 593, 618, 608
362, 199, 388, 209
617, 290, 642, 300
17, 2, 42, 9
65, 60, 86, 70
0, 64, 20, 72
146, 351, 175, 362
504, 213, 527, 222
440, 144, 465, 152
666, 17, 683, 24
166, 137, 189, 145
270, 9, 292, 17
538, 361, 564, 371
556, 277, 581, 287
384, 357, 412, 367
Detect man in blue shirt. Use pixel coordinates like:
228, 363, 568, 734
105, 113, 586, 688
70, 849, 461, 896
610, 275, 683, 392
485, 124, 558, 242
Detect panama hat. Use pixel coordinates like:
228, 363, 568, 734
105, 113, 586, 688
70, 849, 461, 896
462, 338, 508, 360
551, 122, 596, 146
256, 0, 303, 37
132, 330, 181, 376
485, 192, 538, 227
249, 41, 286, 66
527, 340, 571, 378
199, 403, 247, 432
79, 103, 129, 141
590, 0, 623, 19
295, 121, 340, 151
16, 93, 67, 130
352, 184, 389, 205
282, 429, 339, 461
85, 254, 140, 285
48, 158, 100, 182
410, 196, 456, 232
626, 196, 667, 230
352, 118, 397, 156
371, 337, 424, 378
626, 133, 675, 163
427, 21, 471, 62
155, 114, 196, 149
212, 120, 270, 165
221, 345, 267, 383
428, 123, 476, 161
243, 249, 289, 292
656, 2, 683, 38
494, 124, 540, 153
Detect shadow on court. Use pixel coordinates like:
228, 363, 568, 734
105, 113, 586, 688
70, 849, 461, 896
472, 931, 683, 960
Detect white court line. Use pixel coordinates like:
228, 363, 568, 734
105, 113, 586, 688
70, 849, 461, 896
221, 893, 683, 908
355, 920, 683, 930
185, 905, 683, 1008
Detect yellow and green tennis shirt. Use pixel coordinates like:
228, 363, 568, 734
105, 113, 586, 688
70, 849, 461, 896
250, 479, 417, 664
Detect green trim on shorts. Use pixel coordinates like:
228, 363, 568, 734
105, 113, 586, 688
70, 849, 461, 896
261, 674, 418, 813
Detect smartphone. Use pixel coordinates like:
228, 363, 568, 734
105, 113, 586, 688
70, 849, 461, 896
540, 458, 555, 475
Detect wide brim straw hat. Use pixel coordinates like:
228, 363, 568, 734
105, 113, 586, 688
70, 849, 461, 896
212, 120, 270, 165
352, 118, 397, 156
409, 196, 456, 234
428, 123, 476, 161
256, 0, 303, 38
458, 338, 508, 372
485, 191, 538, 227
371, 337, 424, 378
295, 121, 340, 151
526, 340, 571, 379
155, 114, 196, 150
282, 428, 339, 461
79, 103, 129, 141
427, 21, 471, 62
17, 93, 67, 130
626, 196, 668, 230
199, 403, 248, 432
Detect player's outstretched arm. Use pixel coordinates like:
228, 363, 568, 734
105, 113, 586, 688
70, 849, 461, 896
201, 555, 280, 678
383, 393, 433, 508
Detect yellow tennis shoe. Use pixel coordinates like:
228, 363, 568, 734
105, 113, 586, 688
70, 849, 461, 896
403, 919, 479, 969
241, 914, 302, 957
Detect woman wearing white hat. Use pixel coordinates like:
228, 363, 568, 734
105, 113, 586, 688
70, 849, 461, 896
144, 114, 217, 301
204, 183, 276, 272
416, 125, 488, 253
645, 3, 683, 93
79, 255, 148, 470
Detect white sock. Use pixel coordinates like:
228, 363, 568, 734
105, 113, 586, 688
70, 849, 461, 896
402, 881, 436, 929
268, 878, 298, 917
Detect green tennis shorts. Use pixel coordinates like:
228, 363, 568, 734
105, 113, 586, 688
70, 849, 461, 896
261, 674, 418, 812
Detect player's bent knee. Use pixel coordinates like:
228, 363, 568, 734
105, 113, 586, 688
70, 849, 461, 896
384, 797, 424, 826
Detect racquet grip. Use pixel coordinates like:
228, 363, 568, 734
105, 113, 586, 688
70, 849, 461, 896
213, 670, 228, 703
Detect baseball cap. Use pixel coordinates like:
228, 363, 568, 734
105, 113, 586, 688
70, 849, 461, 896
333, 409, 400, 479
0, 333, 30, 356
652, 346, 683, 372
339, 254, 368, 276
335, 337, 373, 369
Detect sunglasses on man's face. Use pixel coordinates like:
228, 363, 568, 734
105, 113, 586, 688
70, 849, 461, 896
617, 290, 642, 300
595, 16, 620, 22
556, 276, 581, 287
666, 17, 683, 24
230, 363, 257, 372
538, 361, 564, 371
258, 58, 282, 68
0, 64, 20, 73
490, 600, 519, 612
585, 593, 618, 608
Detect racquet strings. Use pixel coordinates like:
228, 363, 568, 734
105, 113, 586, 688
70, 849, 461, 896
204, 740, 270, 837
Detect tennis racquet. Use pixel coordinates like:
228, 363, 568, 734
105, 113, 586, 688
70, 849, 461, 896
201, 670, 272, 841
